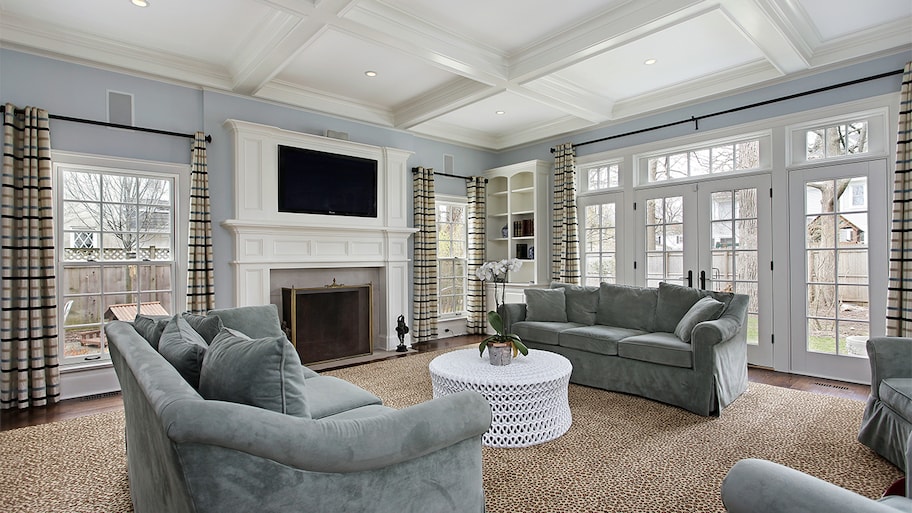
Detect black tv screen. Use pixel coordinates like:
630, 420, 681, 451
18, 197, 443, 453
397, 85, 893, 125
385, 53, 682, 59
277, 145, 378, 218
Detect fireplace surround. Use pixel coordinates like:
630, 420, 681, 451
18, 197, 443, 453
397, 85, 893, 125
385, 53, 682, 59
222, 119, 416, 351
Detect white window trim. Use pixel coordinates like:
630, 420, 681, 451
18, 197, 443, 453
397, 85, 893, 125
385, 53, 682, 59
53, 150, 190, 369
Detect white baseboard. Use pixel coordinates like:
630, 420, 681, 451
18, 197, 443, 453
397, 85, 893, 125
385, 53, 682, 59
60, 365, 120, 400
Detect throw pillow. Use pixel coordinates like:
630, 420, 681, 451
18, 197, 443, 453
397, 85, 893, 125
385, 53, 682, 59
655, 281, 706, 333
199, 327, 310, 418
206, 304, 286, 339
181, 312, 223, 344
674, 296, 726, 343
132, 314, 171, 350
158, 315, 209, 388
551, 282, 598, 324
525, 288, 568, 322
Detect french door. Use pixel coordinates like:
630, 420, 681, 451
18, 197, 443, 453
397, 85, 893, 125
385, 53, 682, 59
635, 174, 773, 366
788, 160, 888, 383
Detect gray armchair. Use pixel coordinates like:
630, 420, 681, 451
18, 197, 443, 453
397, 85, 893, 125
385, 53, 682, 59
721, 458, 911, 513
858, 336, 912, 471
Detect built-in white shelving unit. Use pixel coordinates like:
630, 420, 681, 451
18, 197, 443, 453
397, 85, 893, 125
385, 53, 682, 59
484, 160, 551, 293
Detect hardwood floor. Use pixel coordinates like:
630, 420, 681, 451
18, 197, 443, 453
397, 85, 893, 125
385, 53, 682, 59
0, 334, 870, 432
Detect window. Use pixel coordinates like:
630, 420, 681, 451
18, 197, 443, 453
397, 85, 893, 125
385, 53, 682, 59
805, 121, 868, 161
58, 162, 178, 365
582, 162, 620, 192
437, 199, 467, 317
645, 138, 760, 183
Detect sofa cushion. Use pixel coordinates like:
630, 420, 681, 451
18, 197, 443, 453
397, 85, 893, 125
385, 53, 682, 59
158, 315, 208, 388
513, 321, 582, 346
559, 325, 646, 356
199, 327, 310, 418
879, 378, 912, 424
597, 283, 658, 332
206, 304, 286, 339
303, 375, 383, 419
525, 288, 567, 322
674, 296, 726, 343
551, 282, 599, 324
181, 312, 223, 344
133, 314, 171, 350
618, 332, 693, 368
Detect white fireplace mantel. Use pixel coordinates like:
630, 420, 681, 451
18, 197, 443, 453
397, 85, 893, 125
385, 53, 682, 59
222, 119, 416, 351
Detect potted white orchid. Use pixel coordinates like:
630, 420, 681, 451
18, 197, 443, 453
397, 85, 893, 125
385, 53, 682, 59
475, 258, 529, 365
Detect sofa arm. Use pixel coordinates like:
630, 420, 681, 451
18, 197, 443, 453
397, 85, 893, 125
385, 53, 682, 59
867, 337, 912, 397
499, 303, 527, 334
164, 390, 491, 473
722, 459, 903, 513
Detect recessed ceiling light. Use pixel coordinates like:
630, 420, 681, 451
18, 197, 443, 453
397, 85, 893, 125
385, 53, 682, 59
131, 0, 150, 6
495, 110, 506, 115
364, 71, 378, 77
644, 58, 657, 65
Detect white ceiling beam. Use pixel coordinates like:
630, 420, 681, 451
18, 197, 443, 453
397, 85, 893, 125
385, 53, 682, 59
508, 0, 707, 84
718, 0, 810, 75
231, 0, 359, 96
393, 79, 502, 129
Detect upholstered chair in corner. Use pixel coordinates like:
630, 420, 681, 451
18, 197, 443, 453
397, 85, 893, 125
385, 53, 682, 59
858, 337, 912, 471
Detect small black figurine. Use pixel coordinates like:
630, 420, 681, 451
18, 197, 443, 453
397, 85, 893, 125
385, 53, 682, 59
395, 314, 409, 352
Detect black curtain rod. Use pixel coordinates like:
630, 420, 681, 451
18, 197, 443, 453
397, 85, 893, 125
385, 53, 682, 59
0, 105, 212, 143
551, 68, 905, 153
411, 168, 488, 182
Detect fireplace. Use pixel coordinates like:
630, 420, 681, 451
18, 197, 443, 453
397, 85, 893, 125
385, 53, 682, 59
221, 119, 416, 352
282, 283, 372, 365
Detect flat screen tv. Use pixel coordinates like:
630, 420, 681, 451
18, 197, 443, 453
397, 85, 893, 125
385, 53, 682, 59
277, 145, 378, 218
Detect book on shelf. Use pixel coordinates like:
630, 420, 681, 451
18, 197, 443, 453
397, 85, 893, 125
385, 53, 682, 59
512, 219, 534, 237
515, 243, 528, 259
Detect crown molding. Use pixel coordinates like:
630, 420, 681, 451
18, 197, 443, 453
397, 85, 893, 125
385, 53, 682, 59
255, 80, 394, 127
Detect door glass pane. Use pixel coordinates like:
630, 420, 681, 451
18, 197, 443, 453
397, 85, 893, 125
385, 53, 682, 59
645, 196, 683, 285
710, 188, 760, 344
804, 177, 869, 357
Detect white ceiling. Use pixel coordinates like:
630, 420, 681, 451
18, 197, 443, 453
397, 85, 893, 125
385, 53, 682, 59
1, 0, 910, 151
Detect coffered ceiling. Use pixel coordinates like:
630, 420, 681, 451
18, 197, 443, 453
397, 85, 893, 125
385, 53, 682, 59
1, 0, 910, 150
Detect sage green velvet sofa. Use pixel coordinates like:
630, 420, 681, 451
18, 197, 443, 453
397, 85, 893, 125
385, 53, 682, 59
499, 281, 749, 417
107, 304, 491, 513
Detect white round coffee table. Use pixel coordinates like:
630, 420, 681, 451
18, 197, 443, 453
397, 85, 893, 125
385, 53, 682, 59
429, 348, 572, 448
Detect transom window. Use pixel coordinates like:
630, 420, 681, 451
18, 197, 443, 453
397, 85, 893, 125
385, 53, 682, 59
805, 121, 868, 161
646, 138, 760, 183
58, 163, 177, 365
582, 162, 620, 192
437, 199, 467, 317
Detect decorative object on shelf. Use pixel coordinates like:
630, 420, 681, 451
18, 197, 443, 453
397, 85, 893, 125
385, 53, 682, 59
528, 246, 534, 259
502, 225, 508, 238
395, 314, 409, 352
475, 258, 529, 364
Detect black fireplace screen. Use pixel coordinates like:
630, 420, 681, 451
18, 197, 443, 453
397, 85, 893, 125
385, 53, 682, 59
281, 283, 372, 365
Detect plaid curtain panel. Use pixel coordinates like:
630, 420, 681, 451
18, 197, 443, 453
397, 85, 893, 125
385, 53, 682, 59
412, 167, 438, 342
186, 131, 215, 314
466, 176, 487, 333
1, 104, 60, 409
887, 62, 912, 336
552, 143, 581, 284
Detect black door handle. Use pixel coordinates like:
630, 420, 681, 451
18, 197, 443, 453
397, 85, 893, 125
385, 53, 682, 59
687, 270, 693, 288
700, 270, 706, 290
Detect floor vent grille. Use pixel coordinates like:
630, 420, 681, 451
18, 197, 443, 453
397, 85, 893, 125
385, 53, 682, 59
79, 391, 122, 401
813, 382, 849, 390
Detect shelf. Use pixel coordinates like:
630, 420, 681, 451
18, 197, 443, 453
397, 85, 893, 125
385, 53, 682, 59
513, 236, 534, 240
512, 210, 534, 216
511, 186, 534, 194
489, 212, 508, 217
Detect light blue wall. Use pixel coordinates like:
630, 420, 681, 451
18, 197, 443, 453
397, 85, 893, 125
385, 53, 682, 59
2, 48, 908, 307
494, 52, 910, 166
0, 49, 498, 307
